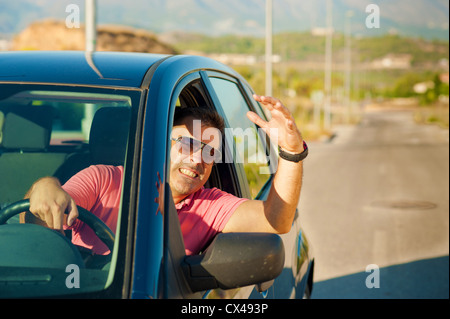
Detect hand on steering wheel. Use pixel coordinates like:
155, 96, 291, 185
0, 199, 115, 252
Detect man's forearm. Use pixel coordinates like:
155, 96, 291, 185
224, 95, 305, 234
263, 157, 303, 233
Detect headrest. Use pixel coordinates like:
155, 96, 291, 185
89, 107, 131, 165
0, 104, 54, 150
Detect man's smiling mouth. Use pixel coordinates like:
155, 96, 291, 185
179, 168, 198, 178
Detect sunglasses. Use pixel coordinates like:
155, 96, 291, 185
171, 136, 222, 163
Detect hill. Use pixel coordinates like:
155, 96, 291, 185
11, 19, 177, 54
1, 0, 449, 40
167, 31, 449, 69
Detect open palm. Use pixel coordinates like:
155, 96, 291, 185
247, 95, 304, 153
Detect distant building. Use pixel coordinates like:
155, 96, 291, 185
311, 27, 334, 36
0, 39, 10, 51
371, 53, 412, 69
413, 81, 434, 94
439, 72, 449, 84
208, 53, 259, 65
184, 52, 268, 66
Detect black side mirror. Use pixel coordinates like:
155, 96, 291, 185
182, 232, 285, 292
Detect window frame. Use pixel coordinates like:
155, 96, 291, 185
0, 83, 144, 298
201, 71, 276, 200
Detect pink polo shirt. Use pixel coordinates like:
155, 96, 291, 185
62, 165, 247, 255
176, 186, 247, 255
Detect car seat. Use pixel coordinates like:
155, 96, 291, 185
53, 107, 131, 184
0, 104, 67, 206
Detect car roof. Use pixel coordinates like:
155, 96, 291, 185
0, 51, 169, 88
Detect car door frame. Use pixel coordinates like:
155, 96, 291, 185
158, 69, 255, 299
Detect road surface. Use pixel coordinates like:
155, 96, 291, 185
299, 107, 449, 298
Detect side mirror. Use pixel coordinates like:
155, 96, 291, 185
182, 232, 285, 292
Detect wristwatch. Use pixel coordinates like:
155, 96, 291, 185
278, 141, 308, 162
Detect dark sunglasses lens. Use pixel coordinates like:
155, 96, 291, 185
179, 137, 200, 153
178, 136, 221, 161
207, 145, 222, 161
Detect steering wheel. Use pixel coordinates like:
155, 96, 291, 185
0, 199, 115, 253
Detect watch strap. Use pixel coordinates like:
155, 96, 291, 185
278, 141, 308, 162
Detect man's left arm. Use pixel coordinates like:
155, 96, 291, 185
223, 95, 305, 234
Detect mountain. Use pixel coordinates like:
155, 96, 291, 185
1, 0, 449, 40
10, 20, 177, 53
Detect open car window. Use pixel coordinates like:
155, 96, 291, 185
208, 76, 273, 199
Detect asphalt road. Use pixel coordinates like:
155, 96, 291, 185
299, 107, 449, 299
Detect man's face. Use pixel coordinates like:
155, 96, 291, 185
169, 116, 222, 202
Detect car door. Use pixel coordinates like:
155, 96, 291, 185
158, 70, 285, 299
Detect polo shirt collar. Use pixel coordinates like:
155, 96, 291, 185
175, 187, 204, 210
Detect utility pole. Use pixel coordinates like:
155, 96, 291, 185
265, 0, 273, 97
85, 0, 97, 52
324, 0, 333, 130
84, 0, 97, 140
344, 10, 354, 124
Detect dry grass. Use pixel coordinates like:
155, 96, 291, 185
413, 104, 449, 129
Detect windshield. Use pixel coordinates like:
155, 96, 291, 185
0, 84, 140, 297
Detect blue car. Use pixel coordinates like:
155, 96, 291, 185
0, 51, 314, 299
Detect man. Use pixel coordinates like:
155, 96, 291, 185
22, 95, 306, 256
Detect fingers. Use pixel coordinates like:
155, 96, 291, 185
52, 205, 65, 231
254, 94, 279, 105
66, 199, 79, 227
29, 196, 76, 231
253, 94, 292, 119
155, 172, 164, 216
30, 201, 65, 231
253, 94, 303, 153
246, 111, 267, 128
253, 94, 275, 111
157, 171, 162, 185
287, 118, 299, 132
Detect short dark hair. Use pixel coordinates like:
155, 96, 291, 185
173, 107, 225, 136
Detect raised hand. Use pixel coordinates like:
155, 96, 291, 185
246, 94, 304, 154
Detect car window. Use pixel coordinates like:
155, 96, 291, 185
208, 77, 271, 199
0, 89, 132, 144
0, 84, 140, 298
